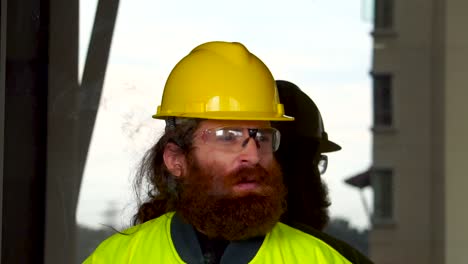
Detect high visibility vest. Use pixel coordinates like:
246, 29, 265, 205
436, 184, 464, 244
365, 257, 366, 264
83, 212, 351, 263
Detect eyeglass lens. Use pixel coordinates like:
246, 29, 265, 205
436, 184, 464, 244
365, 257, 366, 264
318, 155, 328, 175
203, 127, 280, 153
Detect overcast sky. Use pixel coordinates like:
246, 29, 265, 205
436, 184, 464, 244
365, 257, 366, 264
76, 0, 374, 230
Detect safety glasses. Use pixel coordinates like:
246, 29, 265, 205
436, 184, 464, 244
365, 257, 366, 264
317, 154, 328, 175
200, 127, 281, 154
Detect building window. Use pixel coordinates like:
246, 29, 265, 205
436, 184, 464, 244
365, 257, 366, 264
372, 168, 394, 223
372, 74, 393, 127
374, 0, 394, 30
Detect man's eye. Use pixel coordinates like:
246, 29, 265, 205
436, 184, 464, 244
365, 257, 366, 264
216, 130, 241, 142
256, 132, 272, 142
220, 133, 235, 141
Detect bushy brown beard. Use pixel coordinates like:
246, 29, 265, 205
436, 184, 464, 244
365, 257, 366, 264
176, 155, 287, 241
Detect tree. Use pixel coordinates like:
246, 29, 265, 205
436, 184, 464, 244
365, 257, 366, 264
324, 217, 369, 256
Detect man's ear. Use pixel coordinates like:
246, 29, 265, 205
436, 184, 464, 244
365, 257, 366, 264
163, 142, 186, 177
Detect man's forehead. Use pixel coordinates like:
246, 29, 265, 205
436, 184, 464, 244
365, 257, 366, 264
197, 119, 271, 130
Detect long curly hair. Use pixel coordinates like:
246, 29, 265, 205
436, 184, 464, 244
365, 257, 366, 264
275, 136, 331, 230
132, 119, 201, 225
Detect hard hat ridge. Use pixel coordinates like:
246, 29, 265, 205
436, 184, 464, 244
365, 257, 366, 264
193, 41, 252, 66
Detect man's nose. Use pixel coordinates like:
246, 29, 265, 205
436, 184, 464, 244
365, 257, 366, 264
239, 137, 261, 165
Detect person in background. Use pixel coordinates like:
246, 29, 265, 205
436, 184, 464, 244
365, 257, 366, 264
274, 80, 373, 264
84, 41, 352, 263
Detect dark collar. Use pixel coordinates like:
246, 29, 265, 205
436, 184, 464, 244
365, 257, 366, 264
171, 213, 265, 264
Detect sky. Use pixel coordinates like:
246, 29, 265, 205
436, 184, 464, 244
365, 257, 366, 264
76, 0, 374, 230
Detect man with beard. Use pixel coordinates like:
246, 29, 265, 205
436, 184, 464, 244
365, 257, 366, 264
84, 41, 351, 263
275, 80, 373, 264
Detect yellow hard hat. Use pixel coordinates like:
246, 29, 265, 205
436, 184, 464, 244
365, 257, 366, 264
153, 41, 294, 121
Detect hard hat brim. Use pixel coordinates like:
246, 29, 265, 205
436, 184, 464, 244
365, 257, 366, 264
153, 112, 294, 121
320, 140, 342, 153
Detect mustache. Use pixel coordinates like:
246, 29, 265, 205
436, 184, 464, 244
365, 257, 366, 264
226, 165, 270, 185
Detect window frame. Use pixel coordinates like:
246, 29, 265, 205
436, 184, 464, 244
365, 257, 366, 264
374, 0, 394, 31
371, 167, 395, 225
372, 73, 394, 129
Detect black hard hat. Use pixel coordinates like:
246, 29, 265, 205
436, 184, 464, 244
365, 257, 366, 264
274, 80, 341, 153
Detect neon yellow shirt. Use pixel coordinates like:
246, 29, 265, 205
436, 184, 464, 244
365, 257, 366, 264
84, 212, 351, 263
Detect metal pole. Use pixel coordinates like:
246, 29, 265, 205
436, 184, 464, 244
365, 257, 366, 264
0, 0, 7, 260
